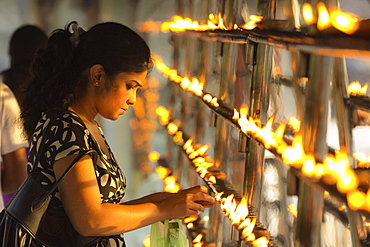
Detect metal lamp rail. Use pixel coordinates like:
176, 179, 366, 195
179, 28, 370, 60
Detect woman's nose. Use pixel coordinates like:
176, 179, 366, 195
127, 92, 136, 105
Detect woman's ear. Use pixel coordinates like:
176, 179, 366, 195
89, 64, 104, 86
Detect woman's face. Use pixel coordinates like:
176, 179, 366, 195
95, 71, 147, 121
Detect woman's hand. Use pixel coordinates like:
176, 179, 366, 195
156, 185, 215, 219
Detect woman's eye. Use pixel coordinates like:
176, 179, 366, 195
126, 85, 134, 90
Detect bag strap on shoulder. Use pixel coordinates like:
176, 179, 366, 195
29, 111, 97, 210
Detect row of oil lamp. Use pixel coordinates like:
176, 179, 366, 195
150, 2, 363, 36
153, 56, 370, 214
155, 106, 271, 246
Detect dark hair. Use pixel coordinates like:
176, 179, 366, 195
19, 21, 153, 138
0, 25, 47, 99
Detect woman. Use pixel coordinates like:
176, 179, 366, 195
0, 22, 214, 246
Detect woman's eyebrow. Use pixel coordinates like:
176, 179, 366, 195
132, 80, 142, 87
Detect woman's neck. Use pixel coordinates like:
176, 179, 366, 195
68, 103, 97, 124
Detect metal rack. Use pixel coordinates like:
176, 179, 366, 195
154, 0, 370, 246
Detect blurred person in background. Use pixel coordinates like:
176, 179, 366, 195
0, 24, 47, 100
0, 24, 47, 205
0, 81, 28, 210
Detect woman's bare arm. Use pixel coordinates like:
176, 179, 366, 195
54, 154, 214, 237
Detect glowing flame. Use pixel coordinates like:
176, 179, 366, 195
208, 176, 216, 184
281, 134, 305, 169
354, 152, 370, 168
164, 175, 181, 193
202, 215, 209, 222
148, 151, 160, 162
253, 236, 269, 247
317, 2, 331, 30
302, 3, 316, 24
347, 190, 365, 210
231, 196, 249, 225
239, 15, 263, 30
288, 117, 301, 132
173, 131, 184, 143
155, 106, 170, 125
208, 13, 227, 30
155, 166, 171, 179
241, 217, 256, 238
143, 235, 150, 247
288, 203, 298, 217
336, 167, 359, 193
347, 81, 368, 96
302, 153, 316, 177
193, 233, 204, 247
184, 215, 199, 223
167, 122, 179, 135
272, 122, 287, 154
203, 94, 212, 103
302, 2, 361, 35
137, 20, 161, 33
161, 14, 228, 33
330, 8, 360, 35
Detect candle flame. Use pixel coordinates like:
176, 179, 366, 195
193, 233, 204, 247
347, 190, 366, 210
302, 154, 316, 177
184, 215, 199, 223
203, 94, 213, 103
164, 175, 181, 193
231, 196, 249, 225
183, 138, 193, 150
354, 152, 370, 168
143, 235, 150, 247
241, 217, 256, 238
288, 203, 298, 217
317, 2, 331, 30
161, 13, 231, 33
155, 106, 170, 125
302, 3, 316, 24
208, 176, 216, 184
282, 134, 305, 168
167, 122, 178, 135
288, 116, 301, 132
193, 233, 203, 243
347, 81, 368, 96
330, 8, 360, 35
155, 166, 171, 179
253, 236, 269, 247
148, 151, 160, 162
239, 15, 263, 30
173, 131, 184, 143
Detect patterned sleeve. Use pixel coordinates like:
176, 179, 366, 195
43, 112, 92, 164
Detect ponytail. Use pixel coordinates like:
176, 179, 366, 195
19, 22, 82, 139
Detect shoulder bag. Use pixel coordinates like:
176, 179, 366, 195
2, 112, 99, 246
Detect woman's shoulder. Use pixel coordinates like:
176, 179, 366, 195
33, 110, 87, 140
43, 110, 85, 127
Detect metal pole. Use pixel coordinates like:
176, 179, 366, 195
295, 54, 333, 247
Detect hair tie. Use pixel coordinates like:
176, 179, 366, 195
69, 22, 85, 47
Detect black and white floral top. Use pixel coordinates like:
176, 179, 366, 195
27, 110, 127, 246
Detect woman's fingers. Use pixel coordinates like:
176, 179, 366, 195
192, 193, 215, 207
181, 185, 208, 194
162, 185, 216, 218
